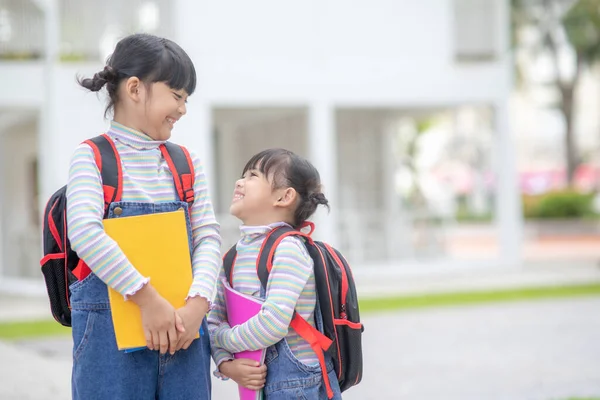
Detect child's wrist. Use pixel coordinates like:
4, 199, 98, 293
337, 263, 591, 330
218, 360, 233, 374
130, 284, 159, 308
186, 295, 209, 308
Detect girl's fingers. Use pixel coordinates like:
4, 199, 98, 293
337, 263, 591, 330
175, 312, 186, 333
245, 380, 265, 390
158, 331, 169, 354
168, 324, 179, 355
153, 331, 160, 351
145, 329, 153, 350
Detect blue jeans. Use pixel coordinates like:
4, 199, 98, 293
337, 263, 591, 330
259, 286, 342, 399
70, 201, 211, 400
263, 339, 341, 399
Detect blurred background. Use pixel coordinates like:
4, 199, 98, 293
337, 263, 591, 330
0, 0, 599, 399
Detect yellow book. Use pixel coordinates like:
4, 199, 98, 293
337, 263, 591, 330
103, 209, 194, 351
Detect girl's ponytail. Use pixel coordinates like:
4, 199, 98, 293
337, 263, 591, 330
79, 66, 118, 92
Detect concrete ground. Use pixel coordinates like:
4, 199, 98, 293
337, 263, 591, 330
3, 296, 600, 400
1, 256, 599, 399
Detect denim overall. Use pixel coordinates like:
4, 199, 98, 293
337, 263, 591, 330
70, 201, 212, 400
259, 285, 342, 399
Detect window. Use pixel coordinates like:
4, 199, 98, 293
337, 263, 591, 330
453, 0, 499, 61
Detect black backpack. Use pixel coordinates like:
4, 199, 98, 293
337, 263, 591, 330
40, 134, 195, 327
223, 223, 363, 398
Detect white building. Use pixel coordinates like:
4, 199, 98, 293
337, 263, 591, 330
0, 0, 522, 294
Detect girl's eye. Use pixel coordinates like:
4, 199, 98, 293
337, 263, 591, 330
250, 172, 258, 177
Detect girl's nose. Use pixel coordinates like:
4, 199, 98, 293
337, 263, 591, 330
235, 179, 243, 188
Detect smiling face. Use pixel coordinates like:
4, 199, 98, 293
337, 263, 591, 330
139, 81, 188, 141
230, 167, 282, 226
114, 78, 188, 141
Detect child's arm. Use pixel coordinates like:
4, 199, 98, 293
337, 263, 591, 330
186, 151, 221, 303
66, 143, 149, 296
211, 237, 312, 353
207, 268, 235, 373
208, 268, 267, 389
67, 144, 182, 354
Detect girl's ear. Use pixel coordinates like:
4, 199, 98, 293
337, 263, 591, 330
124, 77, 142, 102
274, 187, 297, 208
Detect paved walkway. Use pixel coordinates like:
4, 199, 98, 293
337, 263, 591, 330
3, 296, 600, 399
3, 260, 600, 322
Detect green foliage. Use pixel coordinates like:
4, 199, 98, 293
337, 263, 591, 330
563, 0, 600, 63
523, 190, 596, 219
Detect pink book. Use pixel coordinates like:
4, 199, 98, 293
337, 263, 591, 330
222, 278, 266, 400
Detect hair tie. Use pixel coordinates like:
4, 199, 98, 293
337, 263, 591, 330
101, 65, 118, 83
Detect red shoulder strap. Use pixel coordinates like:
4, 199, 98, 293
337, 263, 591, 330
83, 134, 123, 214
255, 225, 334, 398
159, 142, 195, 205
74, 134, 122, 281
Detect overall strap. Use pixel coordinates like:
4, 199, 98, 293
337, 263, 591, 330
159, 142, 195, 205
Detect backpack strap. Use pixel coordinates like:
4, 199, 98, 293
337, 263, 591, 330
83, 134, 123, 217
73, 134, 122, 281
256, 225, 335, 399
222, 245, 238, 286
159, 143, 195, 205
256, 226, 313, 289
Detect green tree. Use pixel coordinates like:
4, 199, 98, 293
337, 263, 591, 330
512, 0, 600, 186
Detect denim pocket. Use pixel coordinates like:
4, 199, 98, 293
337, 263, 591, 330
264, 387, 307, 400
265, 345, 279, 365
72, 310, 97, 362
279, 339, 321, 374
69, 272, 95, 294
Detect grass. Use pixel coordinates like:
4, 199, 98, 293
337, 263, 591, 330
0, 319, 70, 340
562, 398, 600, 400
1, 283, 600, 340
359, 283, 600, 313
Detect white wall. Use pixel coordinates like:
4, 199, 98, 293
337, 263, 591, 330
37, 63, 116, 215
0, 63, 45, 107
0, 0, 518, 287
175, 0, 510, 104
0, 119, 39, 279
5, 0, 512, 222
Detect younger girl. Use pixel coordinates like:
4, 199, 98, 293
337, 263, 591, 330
67, 33, 220, 399
208, 148, 342, 399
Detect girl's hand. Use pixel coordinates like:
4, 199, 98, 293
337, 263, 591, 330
219, 359, 267, 391
130, 284, 184, 354
175, 296, 209, 351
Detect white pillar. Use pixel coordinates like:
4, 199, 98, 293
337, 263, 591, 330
176, 101, 215, 199
0, 133, 4, 280
494, 101, 523, 266
173, 0, 215, 199
308, 101, 339, 246
38, 0, 59, 226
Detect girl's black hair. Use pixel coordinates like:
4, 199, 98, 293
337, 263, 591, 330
242, 148, 330, 227
78, 33, 196, 117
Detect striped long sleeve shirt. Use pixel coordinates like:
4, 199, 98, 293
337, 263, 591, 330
66, 121, 221, 301
208, 222, 319, 368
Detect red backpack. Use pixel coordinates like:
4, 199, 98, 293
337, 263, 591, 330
40, 134, 195, 327
223, 223, 364, 399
